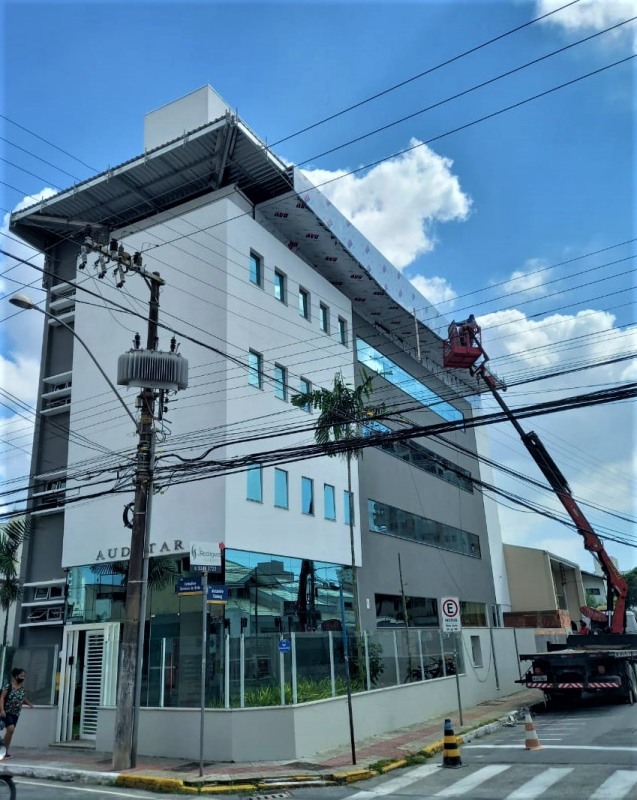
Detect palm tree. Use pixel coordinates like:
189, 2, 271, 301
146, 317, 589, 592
0, 516, 31, 645
291, 371, 384, 632
90, 556, 178, 593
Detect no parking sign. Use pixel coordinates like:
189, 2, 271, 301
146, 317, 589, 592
440, 596, 461, 633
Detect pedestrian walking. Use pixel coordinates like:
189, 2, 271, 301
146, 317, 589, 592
0, 667, 34, 758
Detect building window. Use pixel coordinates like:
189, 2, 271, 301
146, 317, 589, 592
471, 635, 483, 667
247, 465, 263, 502
248, 349, 263, 389
249, 250, 263, 286
302, 477, 314, 515
461, 601, 487, 626
298, 378, 312, 412
338, 317, 348, 346
319, 303, 330, 333
375, 593, 439, 628
274, 270, 286, 303
274, 364, 288, 401
274, 468, 289, 509
299, 288, 310, 320
344, 490, 354, 525
324, 484, 336, 520
368, 499, 481, 558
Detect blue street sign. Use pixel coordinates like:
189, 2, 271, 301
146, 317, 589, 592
278, 639, 291, 653
177, 576, 202, 595
207, 585, 228, 604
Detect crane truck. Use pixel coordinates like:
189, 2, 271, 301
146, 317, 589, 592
442, 316, 637, 706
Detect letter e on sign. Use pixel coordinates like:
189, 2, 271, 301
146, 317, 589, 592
440, 596, 461, 633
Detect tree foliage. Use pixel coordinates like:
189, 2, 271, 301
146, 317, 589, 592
0, 516, 31, 645
624, 567, 637, 610
290, 370, 385, 456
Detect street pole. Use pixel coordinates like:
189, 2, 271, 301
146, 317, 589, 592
112, 275, 161, 771
200, 572, 208, 777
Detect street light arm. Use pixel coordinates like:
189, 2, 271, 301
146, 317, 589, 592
18, 299, 139, 433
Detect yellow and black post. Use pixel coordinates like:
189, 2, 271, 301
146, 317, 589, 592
442, 718, 463, 768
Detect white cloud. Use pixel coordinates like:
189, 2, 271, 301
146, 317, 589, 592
475, 305, 637, 571
409, 274, 457, 307
0, 189, 56, 513
537, 0, 637, 49
500, 259, 550, 299
302, 140, 471, 269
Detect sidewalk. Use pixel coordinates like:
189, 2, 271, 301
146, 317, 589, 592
3, 688, 542, 794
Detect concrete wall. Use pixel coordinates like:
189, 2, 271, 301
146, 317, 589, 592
11, 706, 57, 749
504, 546, 554, 611
95, 627, 537, 761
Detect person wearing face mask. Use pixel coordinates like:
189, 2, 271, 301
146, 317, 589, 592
0, 668, 33, 758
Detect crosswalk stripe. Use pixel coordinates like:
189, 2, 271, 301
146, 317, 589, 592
345, 763, 440, 798
434, 764, 510, 796
504, 767, 572, 799
590, 770, 637, 800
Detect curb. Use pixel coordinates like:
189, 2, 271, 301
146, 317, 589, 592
8, 764, 119, 785
8, 703, 540, 793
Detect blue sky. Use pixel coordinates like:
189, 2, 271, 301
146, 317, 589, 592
1, 1, 635, 578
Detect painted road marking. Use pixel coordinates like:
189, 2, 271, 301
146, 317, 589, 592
15, 779, 159, 798
466, 745, 637, 752
345, 763, 440, 798
434, 764, 510, 796
590, 770, 637, 800
504, 767, 572, 799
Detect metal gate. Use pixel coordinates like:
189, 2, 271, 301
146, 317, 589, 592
57, 622, 120, 742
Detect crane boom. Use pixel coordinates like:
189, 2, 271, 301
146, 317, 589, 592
443, 316, 629, 634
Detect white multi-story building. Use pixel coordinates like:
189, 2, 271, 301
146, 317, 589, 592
9, 86, 509, 744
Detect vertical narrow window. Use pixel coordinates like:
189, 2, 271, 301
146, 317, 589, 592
248, 349, 263, 388
249, 250, 262, 286
319, 303, 330, 333
274, 363, 288, 401
302, 477, 314, 515
299, 288, 310, 319
338, 317, 348, 346
344, 490, 354, 525
274, 468, 289, 509
299, 377, 312, 412
274, 269, 286, 302
324, 484, 336, 520
247, 465, 263, 502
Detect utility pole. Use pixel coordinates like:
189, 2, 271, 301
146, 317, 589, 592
77, 235, 187, 771
112, 275, 161, 771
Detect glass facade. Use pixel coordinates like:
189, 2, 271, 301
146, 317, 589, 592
364, 420, 473, 492
368, 499, 481, 558
356, 338, 463, 423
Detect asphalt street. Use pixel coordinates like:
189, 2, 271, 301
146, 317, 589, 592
8, 698, 637, 800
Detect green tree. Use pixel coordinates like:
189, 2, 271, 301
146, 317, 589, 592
624, 567, 637, 611
91, 556, 178, 593
291, 371, 384, 632
0, 516, 31, 645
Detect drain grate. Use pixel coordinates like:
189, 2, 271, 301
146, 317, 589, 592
252, 794, 291, 799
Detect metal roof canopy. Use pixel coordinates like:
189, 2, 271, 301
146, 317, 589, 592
10, 113, 485, 399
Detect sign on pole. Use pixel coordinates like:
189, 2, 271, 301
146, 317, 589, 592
190, 541, 222, 573
440, 596, 461, 633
